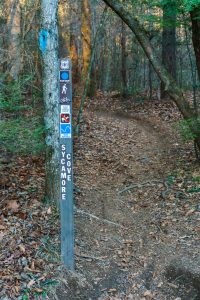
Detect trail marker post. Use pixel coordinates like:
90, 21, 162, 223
59, 58, 74, 270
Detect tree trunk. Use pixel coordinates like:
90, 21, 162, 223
121, 19, 127, 96
190, 5, 200, 81
104, 48, 112, 92
81, 0, 92, 79
70, 33, 80, 84
148, 61, 153, 100
58, 0, 70, 58
68, 0, 81, 85
6, 0, 21, 80
40, 0, 60, 203
102, 0, 200, 149
161, 1, 176, 99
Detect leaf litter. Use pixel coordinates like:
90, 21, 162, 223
1, 92, 200, 299
0, 156, 59, 299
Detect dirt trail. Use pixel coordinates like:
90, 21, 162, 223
76, 109, 175, 220
2, 96, 200, 300
53, 98, 200, 300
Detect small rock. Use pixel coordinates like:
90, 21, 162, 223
20, 272, 29, 280
21, 256, 28, 267
157, 281, 163, 288
143, 290, 154, 298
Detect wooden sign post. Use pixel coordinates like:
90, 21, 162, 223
59, 58, 74, 270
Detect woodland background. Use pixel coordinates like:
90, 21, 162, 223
1, 0, 200, 160
1, 0, 200, 299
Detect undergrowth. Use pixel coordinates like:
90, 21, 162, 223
0, 74, 45, 155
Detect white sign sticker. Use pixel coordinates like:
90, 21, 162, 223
61, 105, 70, 114
60, 60, 70, 70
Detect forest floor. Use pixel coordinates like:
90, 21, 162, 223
1, 93, 200, 299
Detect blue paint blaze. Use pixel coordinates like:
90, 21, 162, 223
39, 29, 49, 54
60, 71, 69, 81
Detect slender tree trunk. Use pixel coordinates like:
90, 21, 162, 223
81, 0, 92, 79
102, 0, 200, 150
6, 0, 21, 80
179, 55, 183, 88
99, 42, 106, 90
185, 25, 198, 112
68, 0, 81, 85
104, 49, 112, 92
143, 58, 146, 90
161, 1, 176, 99
190, 5, 200, 81
70, 33, 79, 84
58, 0, 70, 58
75, 7, 107, 135
40, 0, 60, 203
121, 19, 127, 96
148, 61, 153, 100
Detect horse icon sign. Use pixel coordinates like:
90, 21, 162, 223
60, 114, 70, 123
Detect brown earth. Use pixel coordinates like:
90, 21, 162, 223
1, 94, 200, 300
47, 95, 200, 300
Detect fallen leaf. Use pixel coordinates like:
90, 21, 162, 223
108, 288, 117, 293
31, 260, 35, 270
17, 211, 27, 220
167, 282, 178, 288
144, 290, 154, 299
14, 286, 20, 293
185, 209, 195, 216
194, 226, 200, 232
7, 200, 19, 212
32, 199, 41, 207
19, 244, 26, 253
27, 279, 35, 288
0, 232, 5, 241
33, 288, 43, 293
47, 207, 52, 214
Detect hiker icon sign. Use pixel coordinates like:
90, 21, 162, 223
60, 82, 71, 103
61, 84, 68, 94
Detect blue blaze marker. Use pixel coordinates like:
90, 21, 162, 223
60, 71, 70, 81
38, 29, 49, 55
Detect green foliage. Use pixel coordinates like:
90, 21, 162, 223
187, 186, 200, 193
0, 117, 45, 155
145, 14, 162, 24
19, 286, 48, 299
0, 74, 40, 112
166, 175, 176, 185
175, 118, 200, 142
0, 74, 45, 155
182, 0, 200, 11
192, 175, 200, 182
148, 0, 200, 12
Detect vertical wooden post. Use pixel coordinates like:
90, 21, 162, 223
59, 58, 74, 270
